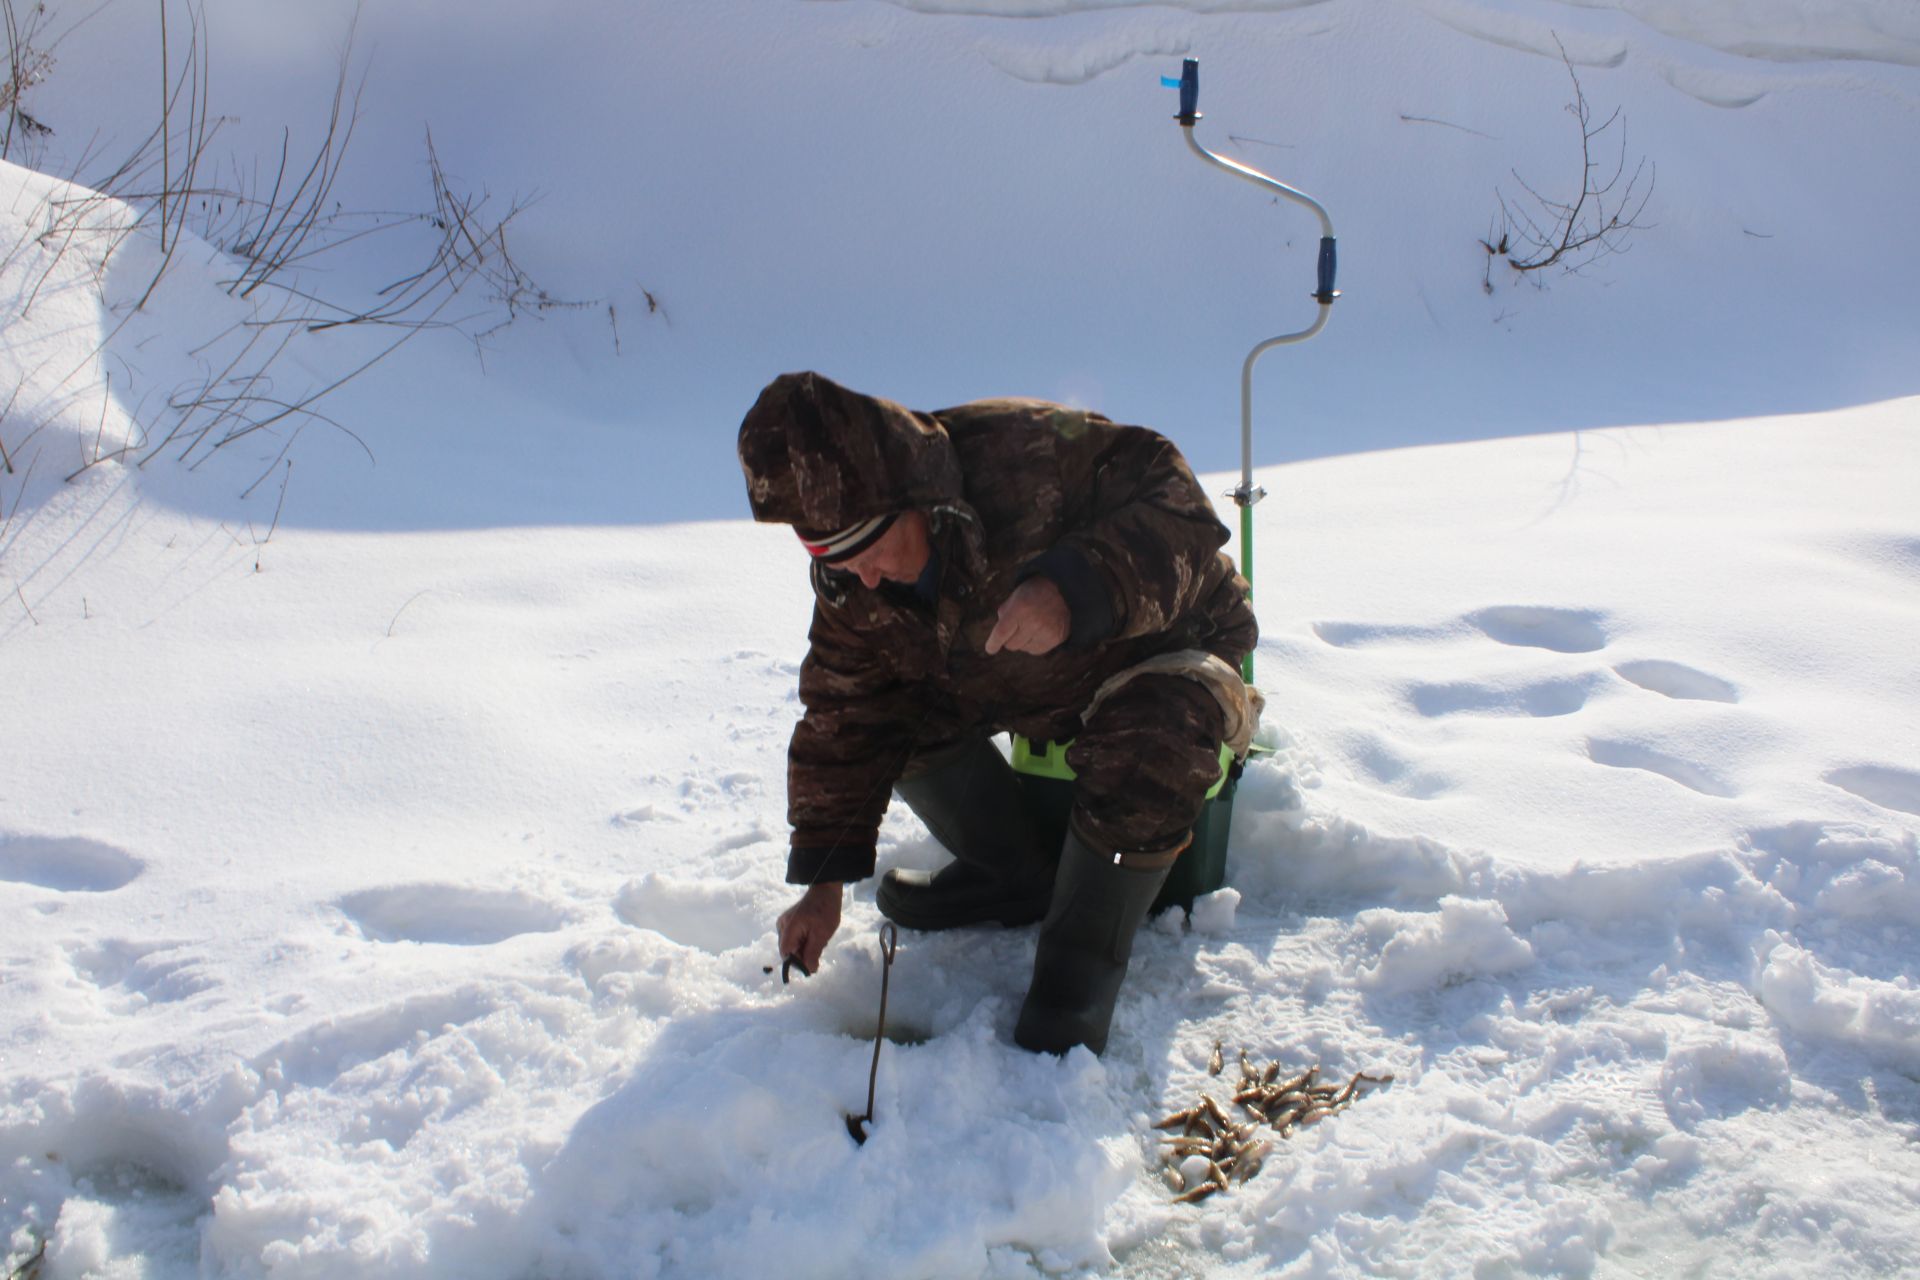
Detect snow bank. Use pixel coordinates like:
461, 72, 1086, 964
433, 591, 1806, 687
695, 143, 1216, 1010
855, 0, 1920, 67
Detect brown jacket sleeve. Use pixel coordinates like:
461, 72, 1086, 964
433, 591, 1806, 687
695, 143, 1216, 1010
1035, 419, 1231, 644
784, 586, 920, 884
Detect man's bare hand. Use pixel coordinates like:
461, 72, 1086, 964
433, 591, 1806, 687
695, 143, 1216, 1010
776, 881, 842, 973
985, 577, 1070, 655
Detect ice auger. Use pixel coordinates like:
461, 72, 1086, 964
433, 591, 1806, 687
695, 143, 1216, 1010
1165, 57, 1339, 683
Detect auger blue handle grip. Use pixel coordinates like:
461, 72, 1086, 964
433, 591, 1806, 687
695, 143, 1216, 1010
1179, 58, 1200, 122
1316, 237, 1338, 302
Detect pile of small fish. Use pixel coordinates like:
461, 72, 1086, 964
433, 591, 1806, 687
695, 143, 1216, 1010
1152, 1043, 1393, 1203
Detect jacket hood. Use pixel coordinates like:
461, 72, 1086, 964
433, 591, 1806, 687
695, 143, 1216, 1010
737, 371, 962, 535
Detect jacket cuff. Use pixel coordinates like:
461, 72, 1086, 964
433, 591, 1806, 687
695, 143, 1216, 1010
1022, 543, 1117, 647
787, 842, 877, 885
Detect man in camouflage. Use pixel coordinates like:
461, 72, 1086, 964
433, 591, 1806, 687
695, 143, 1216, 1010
738, 371, 1257, 1055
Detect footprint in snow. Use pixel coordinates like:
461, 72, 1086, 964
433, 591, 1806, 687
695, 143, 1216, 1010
1587, 739, 1740, 798
1613, 660, 1739, 703
338, 884, 570, 945
1825, 765, 1920, 818
614, 871, 763, 954
1313, 606, 1608, 654
611, 803, 678, 827
1411, 675, 1594, 718
1846, 532, 1920, 585
700, 824, 775, 858
1354, 737, 1453, 799
1466, 606, 1608, 654
1311, 618, 1443, 648
67, 938, 217, 1011
0, 834, 143, 892
258, 988, 498, 1089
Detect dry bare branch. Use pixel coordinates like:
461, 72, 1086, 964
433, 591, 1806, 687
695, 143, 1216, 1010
137, 0, 214, 310
158, 0, 169, 245
3, 0, 58, 160
1482, 36, 1655, 291
3, 1, 611, 507
229, 20, 365, 300
251, 458, 289, 569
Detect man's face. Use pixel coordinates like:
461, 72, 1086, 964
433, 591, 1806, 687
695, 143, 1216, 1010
837, 509, 931, 590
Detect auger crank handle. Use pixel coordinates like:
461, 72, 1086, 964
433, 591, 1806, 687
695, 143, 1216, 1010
1316, 237, 1338, 303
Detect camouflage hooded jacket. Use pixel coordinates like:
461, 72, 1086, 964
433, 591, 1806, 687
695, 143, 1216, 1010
737, 371, 1257, 885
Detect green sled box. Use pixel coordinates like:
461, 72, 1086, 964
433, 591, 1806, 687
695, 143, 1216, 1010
1009, 736, 1238, 915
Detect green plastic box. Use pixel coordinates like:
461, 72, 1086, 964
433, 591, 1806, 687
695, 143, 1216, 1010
1008, 736, 1239, 915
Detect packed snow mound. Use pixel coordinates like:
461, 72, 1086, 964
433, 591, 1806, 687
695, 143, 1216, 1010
0, 162, 146, 503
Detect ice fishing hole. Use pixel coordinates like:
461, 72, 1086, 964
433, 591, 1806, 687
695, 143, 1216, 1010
839, 1012, 931, 1047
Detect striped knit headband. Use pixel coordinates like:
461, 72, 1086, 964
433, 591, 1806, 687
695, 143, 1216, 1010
797, 511, 898, 563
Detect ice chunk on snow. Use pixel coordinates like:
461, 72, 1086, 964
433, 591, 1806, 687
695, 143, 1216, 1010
1359, 896, 1535, 993
1189, 886, 1241, 934
1757, 942, 1920, 1069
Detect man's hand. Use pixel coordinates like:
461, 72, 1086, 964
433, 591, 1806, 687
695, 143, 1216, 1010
985, 577, 1070, 656
777, 881, 843, 973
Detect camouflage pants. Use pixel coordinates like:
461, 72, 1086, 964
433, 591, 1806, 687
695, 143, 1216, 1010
1063, 673, 1228, 855
900, 673, 1227, 861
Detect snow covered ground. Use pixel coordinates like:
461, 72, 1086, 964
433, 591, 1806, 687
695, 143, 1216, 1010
3, 1, 1918, 1276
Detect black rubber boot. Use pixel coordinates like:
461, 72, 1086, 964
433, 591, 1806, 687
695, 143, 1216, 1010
1013, 821, 1180, 1056
876, 737, 1055, 931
